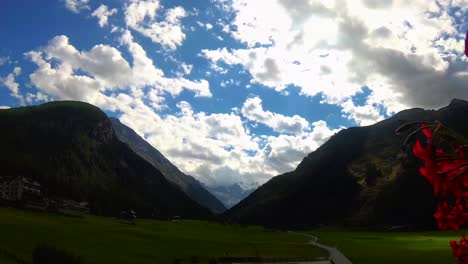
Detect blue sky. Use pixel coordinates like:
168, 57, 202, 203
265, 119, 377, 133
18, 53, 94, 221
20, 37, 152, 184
0, 0, 467, 188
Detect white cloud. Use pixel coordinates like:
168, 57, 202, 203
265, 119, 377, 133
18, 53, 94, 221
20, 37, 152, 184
1, 67, 24, 104
177, 63, 193, 77
341, 99, 385, 126
120, 30, 211, 97
118, 98, 339, 188
0, 106, 10, 109
13, 67, 21, 76
0, 56, 11, 66
25, 92, 50, 104
64, 0, 90, 13
203, 0, 468, 117
241, 96, 310, 135
23, 33, 341, 188
92, 4, 118, 27
124, 0, 188, 50
260, 120, 340, 172
25, 33, 211, 106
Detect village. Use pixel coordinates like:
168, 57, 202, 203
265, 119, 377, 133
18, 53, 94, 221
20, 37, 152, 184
0, 176, 89, 215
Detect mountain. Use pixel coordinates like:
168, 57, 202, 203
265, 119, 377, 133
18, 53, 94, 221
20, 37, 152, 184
227, 99, 468, 229
205, 184, 255, 209
110, 117, 226, 213
0, 101, 212, 219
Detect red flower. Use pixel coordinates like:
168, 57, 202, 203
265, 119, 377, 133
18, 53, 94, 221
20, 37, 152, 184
414, 139, 443, 194
413, 124, 468, 198
451, 235, 468, 264
434, 201, 466, 232
413, 124, 449, 196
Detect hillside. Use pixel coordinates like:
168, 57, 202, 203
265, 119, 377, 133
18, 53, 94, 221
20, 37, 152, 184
227, 99, 468, 228
0, 101, 212, 219
110, 117, 226, 213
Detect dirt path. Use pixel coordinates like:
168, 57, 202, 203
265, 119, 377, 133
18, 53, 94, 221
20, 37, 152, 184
289, 232, 352, 264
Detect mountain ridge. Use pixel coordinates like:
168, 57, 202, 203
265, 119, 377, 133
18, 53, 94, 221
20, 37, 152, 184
110, 117, 226, 213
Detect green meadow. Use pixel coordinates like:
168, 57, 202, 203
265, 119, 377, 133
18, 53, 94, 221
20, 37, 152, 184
309, 227, 462, 264
0, 208, 325, 264
1, 207, 464, 264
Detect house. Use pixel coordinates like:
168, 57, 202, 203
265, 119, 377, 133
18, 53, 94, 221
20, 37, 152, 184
0, 176, 41, 201
119, 209, 136, 220
59, 199, 89, 213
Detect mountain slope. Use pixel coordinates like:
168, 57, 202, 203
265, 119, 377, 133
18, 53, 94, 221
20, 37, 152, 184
0, 101, 212, 219
227, 99, 468, 228
110, 117, 226, 213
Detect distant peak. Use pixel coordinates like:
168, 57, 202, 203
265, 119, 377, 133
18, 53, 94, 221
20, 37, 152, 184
449, 98, 468, 107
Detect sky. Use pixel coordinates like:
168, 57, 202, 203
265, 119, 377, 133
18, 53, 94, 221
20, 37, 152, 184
0, 0, 467, 189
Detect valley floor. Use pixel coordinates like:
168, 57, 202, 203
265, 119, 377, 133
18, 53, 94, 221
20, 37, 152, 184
308, 227, 461, 264
0, 208, 326, 264
0, 207, 461, 264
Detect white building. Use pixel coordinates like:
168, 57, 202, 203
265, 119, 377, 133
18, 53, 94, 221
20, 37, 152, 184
0, 176, 41, 201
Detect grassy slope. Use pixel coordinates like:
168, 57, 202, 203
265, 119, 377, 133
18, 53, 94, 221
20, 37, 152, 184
309, 228, 461, 264
0, 208, 326, 264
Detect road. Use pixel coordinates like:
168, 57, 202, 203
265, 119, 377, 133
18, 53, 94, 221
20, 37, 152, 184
289, 232, 352, 264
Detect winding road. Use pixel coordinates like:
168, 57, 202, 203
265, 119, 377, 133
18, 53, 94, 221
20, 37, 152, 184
289, 232, 352, 264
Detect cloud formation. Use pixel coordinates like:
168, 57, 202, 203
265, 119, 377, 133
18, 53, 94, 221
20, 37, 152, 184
64, 0, 90, 13
12, 0, 467, 189
242, 96, 310, 135
202, 0, 468, 123
26, 33, 211, 107
124, 0, 188, 50
1, 67, 24, 104
92, 4, 118, 27
24, 31, 338, 187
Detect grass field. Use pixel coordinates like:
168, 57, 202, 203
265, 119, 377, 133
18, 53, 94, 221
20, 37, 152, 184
309, 227, 462, 264
0, 208, 326, 264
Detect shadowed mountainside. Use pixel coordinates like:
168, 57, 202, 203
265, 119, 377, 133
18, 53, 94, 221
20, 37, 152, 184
0, 101, 212, 219
227, 99, 468, 229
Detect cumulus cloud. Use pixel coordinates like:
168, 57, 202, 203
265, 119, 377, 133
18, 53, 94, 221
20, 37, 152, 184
203, 0, 468, 117
118, 99, 338, 188
64, 0, 90, 13
241, 96, 310, 135
22, 33, 341, 188
362, 0, 393, 9
260, 120, 340, 172
341, 99, 385, 126
22, 0, 459, 189
92, 4, 118, 27
1, 67, 24, 104
124, 0, 188, 50
25, 33, 211, 107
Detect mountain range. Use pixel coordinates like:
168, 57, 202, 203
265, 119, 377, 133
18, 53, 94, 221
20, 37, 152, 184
0, 101, 212, 219
204, 183, 255, 209
3, 99, 468, 228
226, 99, 468, 229
110, 117, 226, 213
